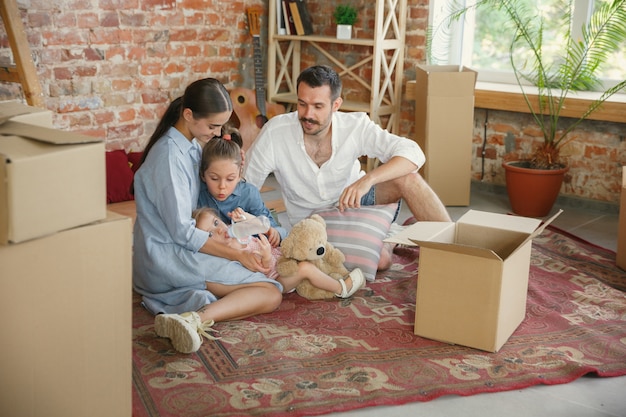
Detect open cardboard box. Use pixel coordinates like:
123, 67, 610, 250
0, 100, 54, 128
385, 209, 561, 352
618, 166, 626, 270
0, 101, 106, 244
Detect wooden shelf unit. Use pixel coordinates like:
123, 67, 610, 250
0, 0, 44, 108
267, 0, 407, 134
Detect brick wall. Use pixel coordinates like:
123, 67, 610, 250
472, 109, 625, 203
1, 0, 623, 204
0, 0, 265, 152
0, 0, 428, 148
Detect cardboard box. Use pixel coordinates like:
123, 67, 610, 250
0, 102, 106, 244
0, 212, 132, 417
414, 65, 477, 206
385, 209, 561, 352
617, 167, 626, 270
0, 100, 54, 127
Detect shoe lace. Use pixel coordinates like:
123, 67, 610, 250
197, 319, 220, 340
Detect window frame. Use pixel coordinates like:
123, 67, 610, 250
427, 0, 626, 108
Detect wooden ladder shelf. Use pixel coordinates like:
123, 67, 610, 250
0, 0, 44, 108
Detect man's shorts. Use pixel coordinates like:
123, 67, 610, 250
360, 185, 402, 222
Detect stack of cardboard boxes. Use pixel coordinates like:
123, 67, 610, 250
0, 102, 132, 417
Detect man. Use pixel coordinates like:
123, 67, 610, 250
244, 65, 451, 269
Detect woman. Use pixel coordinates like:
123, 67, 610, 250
132, 78, 282, 354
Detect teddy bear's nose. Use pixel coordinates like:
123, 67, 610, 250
317, 246, 325, 256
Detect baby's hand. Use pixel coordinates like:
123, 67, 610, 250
252, 234, 273, 268
265, 227, 281, 247
229, 208, 254, 222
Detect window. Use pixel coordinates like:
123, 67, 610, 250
429, 0, 626, 91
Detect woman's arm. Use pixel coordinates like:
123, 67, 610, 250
199, 236, 270, 273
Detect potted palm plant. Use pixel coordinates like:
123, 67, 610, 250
333, 4, 358, 40
444, 0, 626, 216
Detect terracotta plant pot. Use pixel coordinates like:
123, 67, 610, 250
502, 161, 569, 217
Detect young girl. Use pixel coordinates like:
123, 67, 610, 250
192, 207, 366, 298
133, 78, 282, 354
197, 129, 286, 247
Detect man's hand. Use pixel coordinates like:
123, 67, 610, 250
338, 176, 372, 211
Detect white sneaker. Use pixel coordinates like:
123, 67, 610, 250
335, 268, 365, 298
154, 312, 219, 353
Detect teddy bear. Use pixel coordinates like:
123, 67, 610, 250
276, 214, 350, 300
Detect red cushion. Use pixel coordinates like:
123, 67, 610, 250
105, 150, 135, 203
127, 151, 143, 173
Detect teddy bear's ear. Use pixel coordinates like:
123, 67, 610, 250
309, 214, 326, 227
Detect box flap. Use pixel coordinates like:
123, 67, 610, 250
457, 210, 542, 233
509, 210, 563, 257
416, 65, 478, 96
0, 101, 43, 124
409, 239, 503, 260
0, 121, 101, 145
456, 224, 530, 259
384, 221, 454, 246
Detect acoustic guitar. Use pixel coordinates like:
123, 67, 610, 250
231, 7, 284, 151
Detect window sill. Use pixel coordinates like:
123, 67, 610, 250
405, 80, 626, 124
475, 82, 625, 123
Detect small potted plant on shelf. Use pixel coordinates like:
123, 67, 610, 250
333, 4, 358, 40
442, 0, 626, 217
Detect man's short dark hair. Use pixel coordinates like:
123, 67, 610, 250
297, 65, 343, 101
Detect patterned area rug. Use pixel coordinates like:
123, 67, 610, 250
132, 226, 626, 417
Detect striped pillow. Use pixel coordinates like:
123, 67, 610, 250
313, 204, 397, 281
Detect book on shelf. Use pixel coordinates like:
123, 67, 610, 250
288, 0, 306, 35
276, 0, 286, 34
296, 0, 314, 35
282, 0, 296, 35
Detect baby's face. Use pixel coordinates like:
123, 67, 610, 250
196, 212, 244, 249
